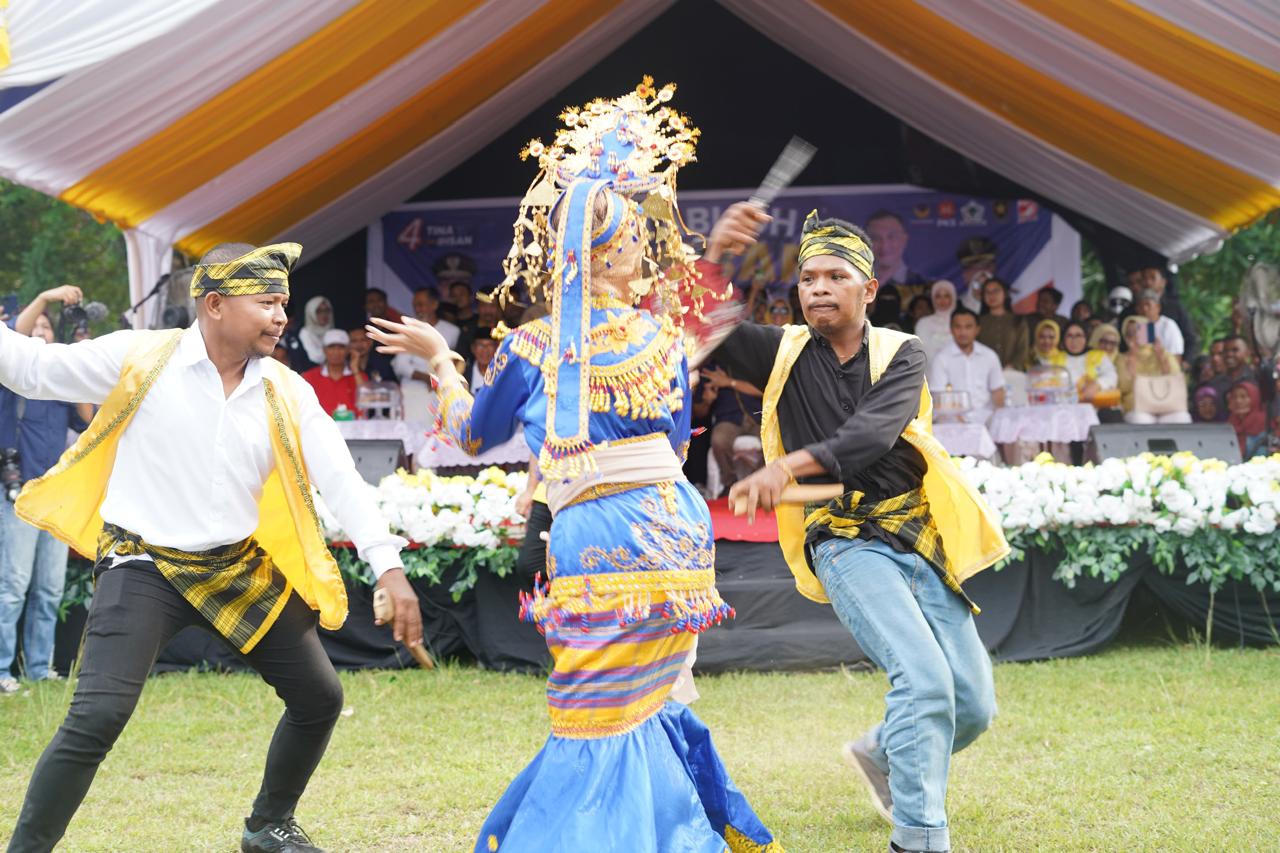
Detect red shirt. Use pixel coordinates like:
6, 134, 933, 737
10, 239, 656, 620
303, 366, 365, 416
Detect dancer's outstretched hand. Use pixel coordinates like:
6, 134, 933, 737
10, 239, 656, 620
375, 568, 424, 649
367, 315, 449, 360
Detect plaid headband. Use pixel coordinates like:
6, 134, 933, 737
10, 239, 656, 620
797, 210, 874, 280
190, 243, 301, 298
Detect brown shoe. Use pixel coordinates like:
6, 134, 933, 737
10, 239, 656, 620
842, 739, 893, 824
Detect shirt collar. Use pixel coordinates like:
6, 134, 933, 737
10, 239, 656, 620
178, 322, 264, 384
807, 320, 870, 355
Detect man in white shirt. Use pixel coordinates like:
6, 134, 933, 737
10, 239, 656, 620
928, 308, 1006, 426
1136, 288, 1185, 357
0, 243, 421, 853
393, 288, 461, 423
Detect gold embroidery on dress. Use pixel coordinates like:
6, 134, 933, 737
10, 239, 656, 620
579, 497, 713, 574
482, 352, 507, 387
656, 480, 679, 515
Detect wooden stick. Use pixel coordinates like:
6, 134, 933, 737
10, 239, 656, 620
373, 588, 435, 669
732, 483, 843, 517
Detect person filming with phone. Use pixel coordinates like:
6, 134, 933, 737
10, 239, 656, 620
0, 285, 95, 695
1117, 316, 1189, 425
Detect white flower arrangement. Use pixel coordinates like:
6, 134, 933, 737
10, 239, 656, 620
314, 455, 1280, 596
315, 466, 528, 548
955, 452, 1280, 538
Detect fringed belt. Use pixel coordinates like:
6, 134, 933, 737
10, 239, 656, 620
544, 433, 684, 517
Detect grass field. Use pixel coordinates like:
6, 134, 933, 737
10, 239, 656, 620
1, 640, 1278, 852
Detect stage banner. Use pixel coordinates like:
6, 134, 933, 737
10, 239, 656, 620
367, 185, 1079, 317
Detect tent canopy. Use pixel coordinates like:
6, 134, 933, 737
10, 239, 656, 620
0, 0, 1277, 317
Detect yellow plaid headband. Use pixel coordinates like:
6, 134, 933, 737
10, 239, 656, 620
797, 210, 874, 280
190, 242, 301, 298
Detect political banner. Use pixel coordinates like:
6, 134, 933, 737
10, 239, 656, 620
367, 184, 1079, 317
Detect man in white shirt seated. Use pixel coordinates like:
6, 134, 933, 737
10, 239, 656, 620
0, 242, 423, 853
467, 328, 497, 388
393, 288, 461, 423
928, 307, 1006, 426
1136, 288, 1184, 357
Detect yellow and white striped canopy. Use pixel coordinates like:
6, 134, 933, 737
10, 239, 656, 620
0, 0, 1276, 318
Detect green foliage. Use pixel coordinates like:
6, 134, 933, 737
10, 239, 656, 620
1004, 525, 1280, 596
0, 179, 130, 335
1081, 212, 1280, 346
331, 543, 518, 601
1177, 211, 1280, 345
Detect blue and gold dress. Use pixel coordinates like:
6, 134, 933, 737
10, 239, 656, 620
437, 295, 780, 852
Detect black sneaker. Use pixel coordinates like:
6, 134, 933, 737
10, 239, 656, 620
842, 738, 893, 824
241, 817, 326, 853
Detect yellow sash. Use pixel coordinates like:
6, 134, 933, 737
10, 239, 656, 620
16, 329, 349, 629
759, 324, 1009, 604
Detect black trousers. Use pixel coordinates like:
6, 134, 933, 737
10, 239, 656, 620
7, 560, 344, 853
515, 500, 553, 580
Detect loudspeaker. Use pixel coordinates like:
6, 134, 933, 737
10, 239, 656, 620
1086, 423, 1241, 464
345, 439, 404, 485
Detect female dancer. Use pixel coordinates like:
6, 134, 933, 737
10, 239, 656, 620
369, 81, 779, 853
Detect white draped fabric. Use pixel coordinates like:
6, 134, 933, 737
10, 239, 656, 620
0, 0, 218, 87
0, 0, 1275, 314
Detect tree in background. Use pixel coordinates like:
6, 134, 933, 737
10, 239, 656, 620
0, 178, 130, 334
1177, 211, 1280, 346
1083, 211, 1279, 346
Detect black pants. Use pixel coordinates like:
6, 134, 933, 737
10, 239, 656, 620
7, 560, 344, 853
515, 500, 553, 580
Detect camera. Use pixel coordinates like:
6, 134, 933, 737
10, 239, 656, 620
1, 447, 22, 502
56, 301, 109, 343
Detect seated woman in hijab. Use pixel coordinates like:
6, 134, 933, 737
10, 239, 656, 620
1117, 316, 1190, 424
1027, 318, 1063, 370
1192, 384, 1225, 423
1058, 320, 1117, 405
1088, 322, 1121, 365
290, 295, 334, 372
913, 279, 956, 364
1227, 380, 1268, 457
766, 296, 793, 327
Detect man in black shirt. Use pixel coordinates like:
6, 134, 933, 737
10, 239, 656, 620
708, 204, 1001, 853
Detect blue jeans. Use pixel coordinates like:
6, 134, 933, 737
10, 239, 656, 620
0, 498, 69, 680
813, 536, 995, 853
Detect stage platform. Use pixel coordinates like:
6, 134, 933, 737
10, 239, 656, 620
47, 500, 1278, 677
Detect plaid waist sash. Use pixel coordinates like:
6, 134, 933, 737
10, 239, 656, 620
804, 488, 977, 613
96, 524, 293, 653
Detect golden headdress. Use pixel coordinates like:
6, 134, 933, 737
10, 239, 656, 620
494, 78, 713, 479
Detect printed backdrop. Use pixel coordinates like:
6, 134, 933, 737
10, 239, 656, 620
366, 184, 1080, 316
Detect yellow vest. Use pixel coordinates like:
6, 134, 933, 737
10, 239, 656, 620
760, 324, 1009, 604
15, 329, 349, 629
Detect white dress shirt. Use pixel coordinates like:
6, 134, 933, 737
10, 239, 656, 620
1150, 315, 1185, 356
0, 322, 405, 576
928, 340, 1005, 425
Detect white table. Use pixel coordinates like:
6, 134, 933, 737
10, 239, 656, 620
987, 404, 1099, 444
932, 422, 998, 458
414, 431, 530, 470
336, 419, 429, 456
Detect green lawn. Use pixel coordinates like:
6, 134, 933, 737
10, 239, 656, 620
1, 642, 1278, 852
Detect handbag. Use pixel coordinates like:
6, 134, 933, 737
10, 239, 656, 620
1133, 373, 1187, 416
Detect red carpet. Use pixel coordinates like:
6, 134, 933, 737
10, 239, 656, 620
706, 497, 779, 542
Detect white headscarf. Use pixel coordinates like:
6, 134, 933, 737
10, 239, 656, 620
298, 296, 333, 364
913, 280, 958, 365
